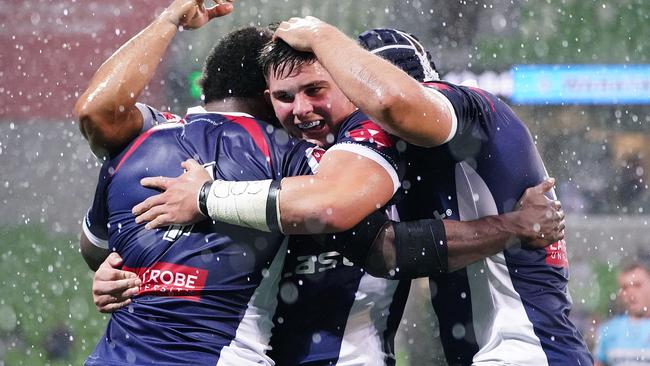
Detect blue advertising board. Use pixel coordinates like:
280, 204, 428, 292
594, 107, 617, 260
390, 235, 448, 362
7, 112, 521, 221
512, 64, 650, 104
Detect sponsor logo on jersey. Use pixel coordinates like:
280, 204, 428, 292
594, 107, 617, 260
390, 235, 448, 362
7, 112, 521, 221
123, 262, 208, 301
545, 239, 569, 267
346, 121, 394, 148
283, 251, 355, 278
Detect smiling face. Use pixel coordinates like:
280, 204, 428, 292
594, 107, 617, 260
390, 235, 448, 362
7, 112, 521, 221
265, 61, 357, 148
618, 266, 650, 318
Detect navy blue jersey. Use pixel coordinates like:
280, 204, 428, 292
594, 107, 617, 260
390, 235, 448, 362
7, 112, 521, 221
269, 110, 410, 366
83, 107, 317, 365
397, 82, 592, 365
84, 107, 407, 365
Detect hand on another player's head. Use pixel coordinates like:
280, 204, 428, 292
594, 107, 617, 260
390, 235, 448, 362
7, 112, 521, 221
274, 16, 331, 52
133, 159, 212, 229
515, 177, 565, 248
161, 0, 234, 29
93, 253, 141, 313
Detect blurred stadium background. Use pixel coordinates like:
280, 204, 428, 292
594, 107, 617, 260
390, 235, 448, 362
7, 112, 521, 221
1, 0, 649, 364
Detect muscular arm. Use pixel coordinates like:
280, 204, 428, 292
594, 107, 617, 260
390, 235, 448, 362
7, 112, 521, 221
274, 17, 453, 147
278, 150, 394, 234
80, 230, 111, 271
444, 215, 524, 271
332, 179, 565, 277
73, 17, 177, 156
73, 0, 233, 157
367, 212, 548, 276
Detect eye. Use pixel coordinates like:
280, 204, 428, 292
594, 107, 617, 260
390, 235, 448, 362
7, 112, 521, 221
305, 86, 324, 97
273, 92, 294, 103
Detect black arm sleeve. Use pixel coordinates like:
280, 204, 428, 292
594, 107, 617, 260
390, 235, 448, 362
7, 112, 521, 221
391, 219, 448, 278
318, 212, 448, 279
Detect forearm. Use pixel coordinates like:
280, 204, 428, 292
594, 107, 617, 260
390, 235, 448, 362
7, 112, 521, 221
199, 153, 393, 235
362, 213, 522, 279
309, 26, 451, 147
445, 214, 520, 272
74, 15, 178, 155
278, 174, 390, 234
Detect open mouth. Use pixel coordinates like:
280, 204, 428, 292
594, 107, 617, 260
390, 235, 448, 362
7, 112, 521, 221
297, 120, 323, 130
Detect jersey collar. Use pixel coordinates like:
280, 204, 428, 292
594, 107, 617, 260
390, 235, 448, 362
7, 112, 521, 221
186, 105, 254, 118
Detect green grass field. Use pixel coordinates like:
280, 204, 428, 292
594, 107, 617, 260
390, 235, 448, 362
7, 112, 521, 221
0, 225, 107, 365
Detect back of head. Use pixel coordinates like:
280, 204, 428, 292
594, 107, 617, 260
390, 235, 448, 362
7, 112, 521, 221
258, 38, 317, 80
358, 28, 439, 82
201, 27, 272, 103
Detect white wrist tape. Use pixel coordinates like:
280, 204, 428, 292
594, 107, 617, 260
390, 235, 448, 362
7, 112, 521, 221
206, 179, 283, 233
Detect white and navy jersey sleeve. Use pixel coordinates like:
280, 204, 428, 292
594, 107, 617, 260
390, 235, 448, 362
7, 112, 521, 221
136, 103, 183, 133
422, 81, 514, 155
82, 162, 113, 250
83, 104, 185, 251
329, 110, 402, 192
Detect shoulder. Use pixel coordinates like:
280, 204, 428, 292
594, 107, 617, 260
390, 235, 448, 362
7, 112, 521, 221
599, 315, 628, 333
338, 110, 395, 148
423, 81, 501, 112
136, 103, 184, 127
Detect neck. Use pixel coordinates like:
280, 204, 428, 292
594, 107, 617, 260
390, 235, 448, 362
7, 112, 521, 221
204, 97, 276, 123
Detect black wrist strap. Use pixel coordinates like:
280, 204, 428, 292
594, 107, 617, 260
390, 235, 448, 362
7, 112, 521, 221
198, 181, 212, 217
266, 180, 282, 232
393, 218, 448, 279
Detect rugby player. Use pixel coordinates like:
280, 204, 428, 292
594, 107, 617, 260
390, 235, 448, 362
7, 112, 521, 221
273, 20, 592, 365
74, 1, 332, 363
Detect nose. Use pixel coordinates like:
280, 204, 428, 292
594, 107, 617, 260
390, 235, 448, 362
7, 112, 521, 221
292, 93, 313, 119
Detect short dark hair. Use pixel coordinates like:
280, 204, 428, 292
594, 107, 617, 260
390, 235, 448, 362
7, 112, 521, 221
201, 27, 272, 103
620, 254, 650, 275
258, 39, 317, 80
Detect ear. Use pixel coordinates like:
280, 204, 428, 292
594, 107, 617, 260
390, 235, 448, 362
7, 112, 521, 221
264, 89, 272, 104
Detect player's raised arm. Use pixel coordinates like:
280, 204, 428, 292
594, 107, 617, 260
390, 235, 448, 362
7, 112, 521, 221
273, 17, 454, 148
73, 0, 234, 157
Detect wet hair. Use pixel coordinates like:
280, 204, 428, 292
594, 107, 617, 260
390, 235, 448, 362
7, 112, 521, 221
358, 28, 439, 82
258, 38, 317, 80
200, 27, 272, 103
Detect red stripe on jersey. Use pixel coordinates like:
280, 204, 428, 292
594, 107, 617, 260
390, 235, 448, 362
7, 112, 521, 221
225, 115, 272, 166
123, 262, 208, 302
112, 128, 158, 175
112, 123, 184, 175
